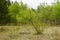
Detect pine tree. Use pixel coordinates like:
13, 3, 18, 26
0, 0, 11, 25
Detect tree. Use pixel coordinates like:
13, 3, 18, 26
17, 2, 36, 24
8, 1, 20, 24
49, 2, 60, 25
0, 0, 11, 25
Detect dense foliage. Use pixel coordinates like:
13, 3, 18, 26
8, 1, 60, 25
0, 0, 11, 25
0, 0, 60, 25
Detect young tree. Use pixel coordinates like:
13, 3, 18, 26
49, 2, 60, 25
8, 1, 20, 24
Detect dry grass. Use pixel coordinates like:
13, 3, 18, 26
0, 26, 60, 40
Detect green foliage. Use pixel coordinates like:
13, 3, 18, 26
0, 0, 11, 25
49, 2, 60, 25
8, 1, 36, 25
8, 1, 19, 24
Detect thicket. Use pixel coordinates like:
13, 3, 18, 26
0, 0, 60, 25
